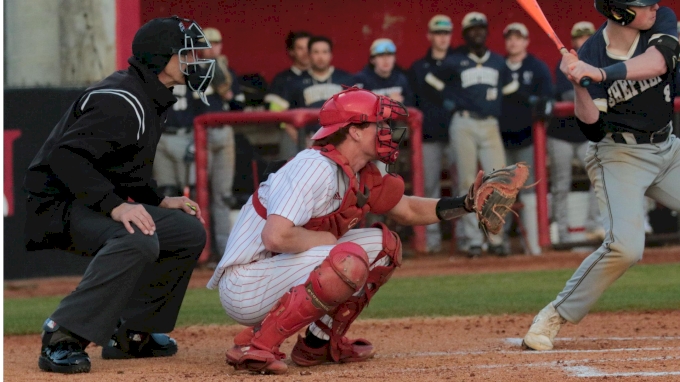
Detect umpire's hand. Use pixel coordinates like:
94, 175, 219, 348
159, 196, 205, 224
111, 203, 156, 235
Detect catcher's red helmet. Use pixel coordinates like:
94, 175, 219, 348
314, 87, 408, 164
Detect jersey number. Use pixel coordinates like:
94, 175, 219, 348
664, 84, 671, 103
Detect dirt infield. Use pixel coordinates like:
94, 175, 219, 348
5, 247, 680, 380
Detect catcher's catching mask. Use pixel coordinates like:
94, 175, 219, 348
316, 87, 409, 164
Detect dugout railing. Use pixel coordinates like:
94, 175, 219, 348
193, 108, 425, 263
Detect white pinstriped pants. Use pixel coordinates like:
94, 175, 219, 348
218, 228, 389, 326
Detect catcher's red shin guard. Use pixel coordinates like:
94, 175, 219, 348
232, 243, 369, 374
293, 223, 402, 366
225, 326, 254, 367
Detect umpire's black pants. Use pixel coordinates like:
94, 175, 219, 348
49, 203, 206, 346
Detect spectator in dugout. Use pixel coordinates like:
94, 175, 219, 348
193, 27, 243, 262
547, 21, 603, 244
445, 12, 515, 257
287, 35, 354, 148
264, 30, 311, 159
499, 22, 553, 255
408, 14, 457, 253
354, 38, 415, 175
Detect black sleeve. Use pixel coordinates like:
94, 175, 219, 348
127, 179, 166, 206
47, 93, 141, 215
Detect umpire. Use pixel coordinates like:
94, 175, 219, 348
23, 16, 214, 374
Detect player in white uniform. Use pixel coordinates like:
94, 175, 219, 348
207, 87, 491, 374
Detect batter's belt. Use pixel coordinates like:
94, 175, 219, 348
608, 122, 672, 145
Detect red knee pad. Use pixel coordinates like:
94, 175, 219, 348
249, 243, 369, 355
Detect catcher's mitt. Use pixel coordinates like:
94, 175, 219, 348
464, 163, 531, 235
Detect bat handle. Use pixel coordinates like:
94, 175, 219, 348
580, 77, 592, 87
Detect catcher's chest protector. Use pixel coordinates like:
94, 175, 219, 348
252, 145, 395, 238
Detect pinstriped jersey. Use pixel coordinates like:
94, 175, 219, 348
207, 149, 350, 289
579, 6, 678, 134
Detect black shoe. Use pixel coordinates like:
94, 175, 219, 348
38, 319, 91, 374
488, 244, 510, 257
466, 246, 482, 258
102, 331, 178, 359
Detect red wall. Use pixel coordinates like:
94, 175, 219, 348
140, 0, 680, 82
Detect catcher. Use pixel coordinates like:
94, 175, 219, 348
207, 87, 528, 374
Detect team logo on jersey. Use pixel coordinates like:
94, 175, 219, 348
303, 83, 343, 106
523, 71, 533, 85
460, 67, 499, 88
607, 76, 663, 107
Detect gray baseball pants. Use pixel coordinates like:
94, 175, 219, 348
554, 132, 680, 323
450, 113, 507, 247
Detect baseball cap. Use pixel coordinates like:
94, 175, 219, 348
428, 15, 453, 33
203, 27, 222, 44
370, 38, 397, 56
503, 22, 529, 38
570, 21, 596, 38
462, 12, 488, 30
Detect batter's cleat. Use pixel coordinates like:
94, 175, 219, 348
102, 332, 177, 359
522, 303, 567, 351
39, 318, 91, 374
488, 243, 510, 257
229, 347, 288, 375
291, 334, 375, 366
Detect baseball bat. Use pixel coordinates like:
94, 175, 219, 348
516, 0, 592, 86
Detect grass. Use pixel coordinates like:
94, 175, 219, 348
5, 263, 680, 335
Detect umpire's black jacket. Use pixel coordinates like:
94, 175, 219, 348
24, 57, 176, 251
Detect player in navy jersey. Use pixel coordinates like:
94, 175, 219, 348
524, 1, 680, 351
264, 31, 311, 158
446, 12, 516, 257
408, 14, 458, 253
287, 36, 354, 148
354, 38, 414, 107
499, 22, 554, 255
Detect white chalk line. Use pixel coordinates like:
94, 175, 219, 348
505, 336, 680, 346
379, 346, 680, 359
565, 366, 680, 378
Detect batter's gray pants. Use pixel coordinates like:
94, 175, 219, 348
554, 133, 680, 323
153, 127, 235, 255
50, 203, 206, 346
505, 145, 540, 255
450, 113, 507, 247
547, 137, 600, 242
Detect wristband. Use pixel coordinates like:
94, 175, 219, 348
598, 68, 606, 82
602, 62, 627, 82
435, 196, 468, 221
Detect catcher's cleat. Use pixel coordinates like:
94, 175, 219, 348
102, 332, 177, 359
291, 334, 375, 366
230, 347, 288, 375
522, 303, 566, 351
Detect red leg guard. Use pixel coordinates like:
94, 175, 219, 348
225, 326, 254, 366
233, 243, 369, 374
300, 223, 402, 364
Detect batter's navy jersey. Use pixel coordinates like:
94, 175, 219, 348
353, 65, 415, 107
444, 48, 513, 118
579, 6, 678, 134
288, 67, 354, 109
500, 54, 554, 147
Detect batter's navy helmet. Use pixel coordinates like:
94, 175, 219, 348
594, 0, 660, 26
